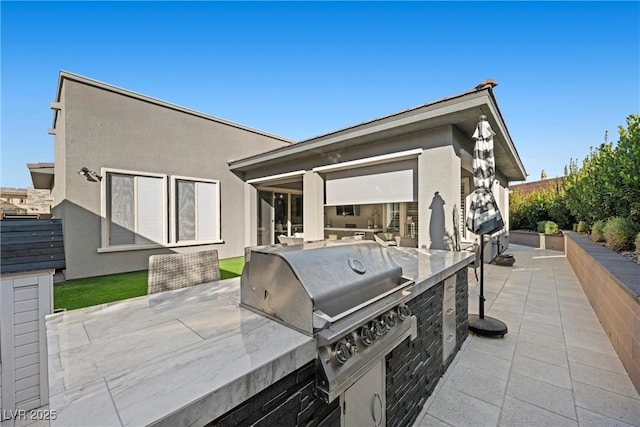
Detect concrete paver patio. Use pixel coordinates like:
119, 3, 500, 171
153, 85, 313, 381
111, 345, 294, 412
414, 244, 640, 427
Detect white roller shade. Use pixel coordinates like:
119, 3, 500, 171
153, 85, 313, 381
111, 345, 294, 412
136, 176, 165, 244
325, 160, 417, 205
196, 182, 218, 241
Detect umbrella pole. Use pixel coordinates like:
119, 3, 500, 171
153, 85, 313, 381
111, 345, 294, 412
468, 234, 508, 337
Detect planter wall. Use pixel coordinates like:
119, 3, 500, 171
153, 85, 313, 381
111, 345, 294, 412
509, 230, 564, 252
565, 231, 640, 393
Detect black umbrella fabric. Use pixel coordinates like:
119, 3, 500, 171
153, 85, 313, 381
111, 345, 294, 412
466, 117, 504, 235
466, 115, 507, 337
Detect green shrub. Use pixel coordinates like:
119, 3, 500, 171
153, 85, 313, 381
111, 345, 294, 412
537, 221, 559, 234
603, 217, 638, 251
510, 187, 574, 231
635, 233, 640, 260
572, 223, 578, 232
591, 220, 606, 242
563, 115, 640, 224
577, 220, 590, 233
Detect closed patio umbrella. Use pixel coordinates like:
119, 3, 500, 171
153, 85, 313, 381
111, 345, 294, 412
466, 115, 507, 337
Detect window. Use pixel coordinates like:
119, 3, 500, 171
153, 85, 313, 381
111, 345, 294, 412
386, 203, 400, 232
406, 202, 418, 238
171, 176, 220, 243
105, 171, 167, 247
101, 169, 221, 251
291, 193, 304, 234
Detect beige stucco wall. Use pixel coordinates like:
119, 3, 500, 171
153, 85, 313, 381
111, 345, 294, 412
418, 145, 461, 250
242, 126, 453, 182
54, 78, 289, 279
52, 85, 66, 212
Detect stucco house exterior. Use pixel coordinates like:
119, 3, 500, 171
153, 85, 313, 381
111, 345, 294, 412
36, 71, 526, 279
39, 72, 292, 279
231, 80, 526, 258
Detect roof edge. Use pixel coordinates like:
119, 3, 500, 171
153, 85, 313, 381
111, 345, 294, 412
484, 87, 527, 180
229, 81, 514, 170
297, 82, 494, 145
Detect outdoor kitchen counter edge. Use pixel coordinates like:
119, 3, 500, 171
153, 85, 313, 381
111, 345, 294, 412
45, 277, 316, 427
45, 248, 474, 427
388, 247, 475, 297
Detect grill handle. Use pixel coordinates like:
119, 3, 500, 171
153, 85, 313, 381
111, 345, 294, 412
373, 392, 383, 427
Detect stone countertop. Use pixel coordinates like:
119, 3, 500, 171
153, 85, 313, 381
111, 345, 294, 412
46, 277, 316, 427
389, 247, 475, 296
46, 248, 474, 426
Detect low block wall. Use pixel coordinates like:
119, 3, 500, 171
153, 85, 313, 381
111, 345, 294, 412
565, 232, 640, 393
510, 230, 564, 252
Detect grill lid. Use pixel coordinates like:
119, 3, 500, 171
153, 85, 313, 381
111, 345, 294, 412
273, 242, 401, 317
241, 241, 407, 334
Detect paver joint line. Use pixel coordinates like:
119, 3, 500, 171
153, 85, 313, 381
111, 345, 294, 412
413, 245, 640, 427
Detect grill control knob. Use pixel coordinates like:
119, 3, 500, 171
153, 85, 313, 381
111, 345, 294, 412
397, 304, 412, 321
345, 334, 358, 355
382, 312, 396, 329
359, 326, 376, 345
333, 341, 352, 364
373, 319, 387, 337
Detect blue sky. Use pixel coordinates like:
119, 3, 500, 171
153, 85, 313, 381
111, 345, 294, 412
1, 1, 639, 188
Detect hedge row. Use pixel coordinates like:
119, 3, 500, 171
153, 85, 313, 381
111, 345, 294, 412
510, 114, 640, 255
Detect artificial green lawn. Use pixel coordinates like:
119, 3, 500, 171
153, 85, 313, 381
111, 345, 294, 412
54, 256, 245, 311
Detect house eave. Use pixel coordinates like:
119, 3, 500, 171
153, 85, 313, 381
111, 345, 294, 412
27, 163, 55, 190
229, 87, 527, 182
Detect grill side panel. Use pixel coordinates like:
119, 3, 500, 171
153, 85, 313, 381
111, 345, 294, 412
241, 252, 314, 334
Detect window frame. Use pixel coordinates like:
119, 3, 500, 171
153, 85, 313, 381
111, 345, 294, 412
169, 175, 222, 245
100, 168, 168, 252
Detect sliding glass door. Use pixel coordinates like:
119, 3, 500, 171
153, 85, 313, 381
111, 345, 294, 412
257, 191, 274, 246
274, 193, 289, 240
257, 190, 303, 245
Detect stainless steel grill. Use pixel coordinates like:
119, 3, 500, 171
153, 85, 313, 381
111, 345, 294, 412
241, 240, 416, 403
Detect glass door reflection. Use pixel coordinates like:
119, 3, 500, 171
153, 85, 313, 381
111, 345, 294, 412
274, 192, 289, 242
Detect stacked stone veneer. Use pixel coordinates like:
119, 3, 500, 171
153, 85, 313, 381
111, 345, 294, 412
207, 361, 339, 427
26, 188, 53, 214
565, 232, 640, 393
208, 269, 469, 427
385, 269, 468, 427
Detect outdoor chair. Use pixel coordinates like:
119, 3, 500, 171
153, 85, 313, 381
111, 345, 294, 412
277, 235, 304, 245
374, 233, 396, 247
276, 235, 288, 245
147, 249, 221, 294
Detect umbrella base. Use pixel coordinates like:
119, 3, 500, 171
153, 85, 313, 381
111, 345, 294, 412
468, 314, 508, 337
494, 254, 515, 267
